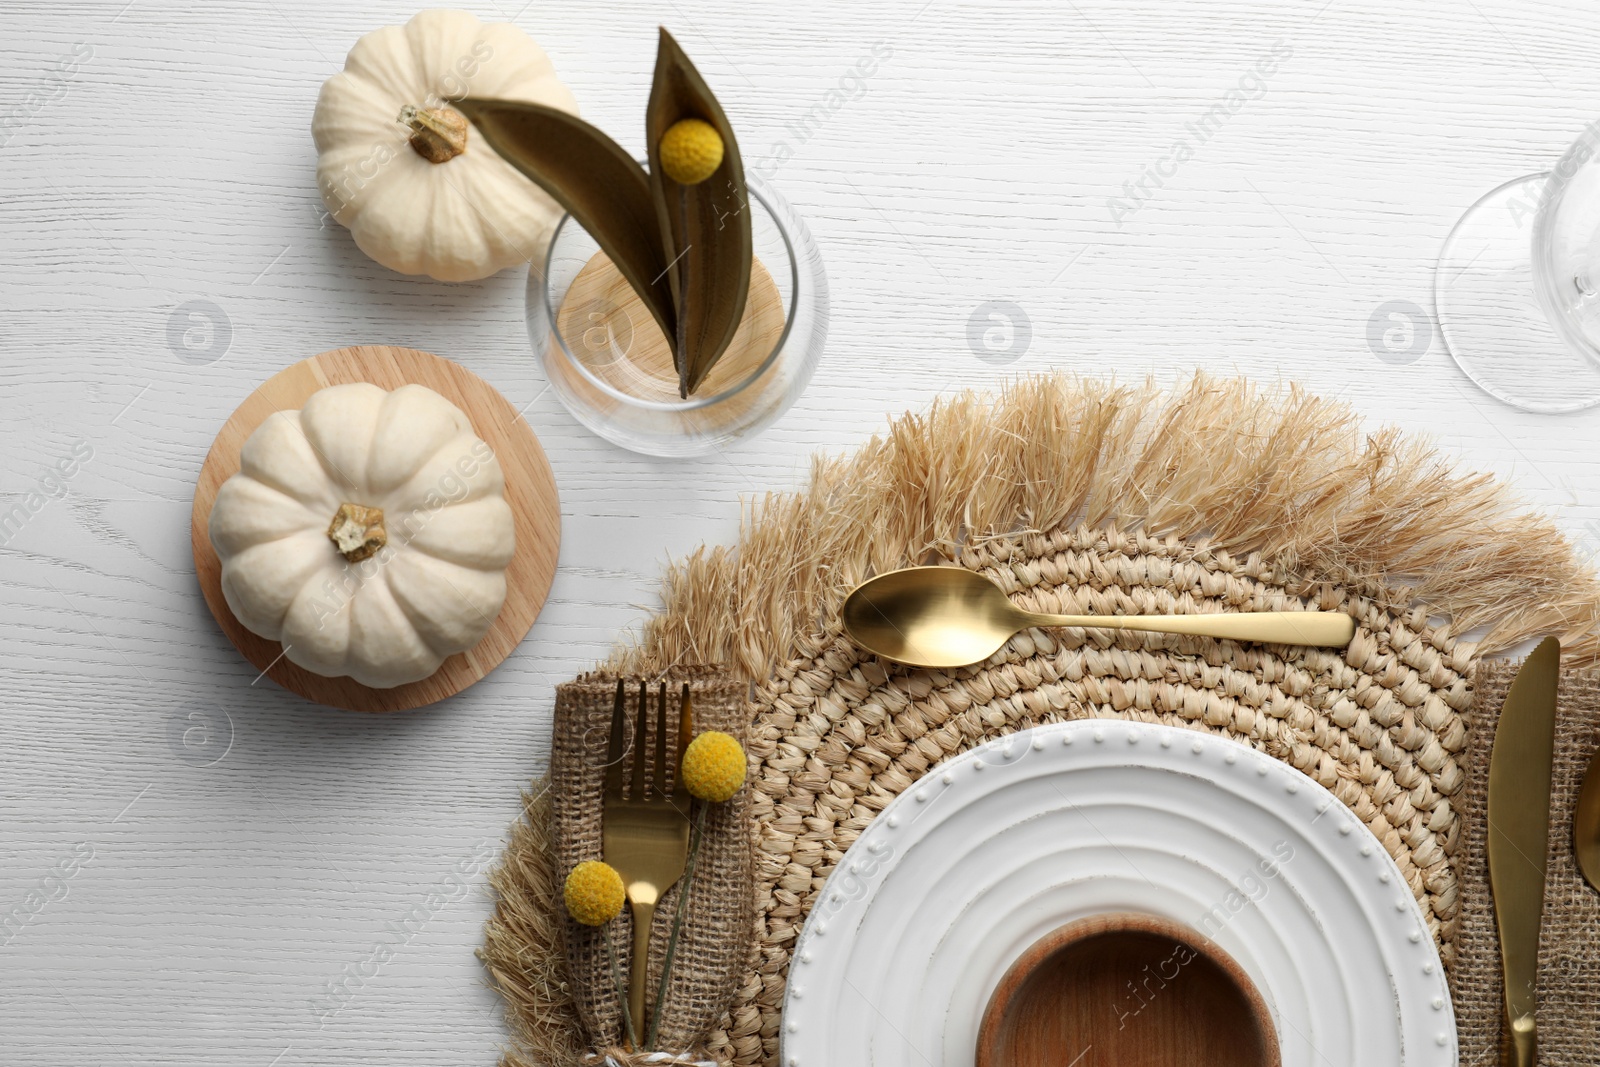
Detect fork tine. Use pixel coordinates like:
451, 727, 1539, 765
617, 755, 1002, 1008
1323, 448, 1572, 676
653, 680, 670, 798
674, 682, 693, 794
603, 679, 626, 797
631, 679, 649, 800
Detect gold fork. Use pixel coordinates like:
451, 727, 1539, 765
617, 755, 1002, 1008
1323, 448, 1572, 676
602, 678, 692, 1046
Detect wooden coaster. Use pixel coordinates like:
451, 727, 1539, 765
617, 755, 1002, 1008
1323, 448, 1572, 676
553, 252, 785, 401
190, 345, 560, 713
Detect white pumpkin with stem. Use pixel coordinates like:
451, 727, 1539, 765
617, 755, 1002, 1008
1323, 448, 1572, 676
209, 383, 515, 689
312, 9, 577, 282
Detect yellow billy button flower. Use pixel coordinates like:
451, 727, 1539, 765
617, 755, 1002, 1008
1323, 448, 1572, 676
659, 118, 724, 185
563, 860, 625, 927
680, 730, 747, 803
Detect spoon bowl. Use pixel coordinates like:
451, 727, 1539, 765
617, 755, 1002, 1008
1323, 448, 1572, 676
1577, 742, 1600, 893
842, 566, 1357, 669
842, 565, 1030, 668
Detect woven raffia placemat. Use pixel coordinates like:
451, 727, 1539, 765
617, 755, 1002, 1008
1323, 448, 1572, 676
482, 375, 1600, 1067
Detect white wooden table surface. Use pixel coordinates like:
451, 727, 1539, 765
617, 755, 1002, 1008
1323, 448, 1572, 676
4, 0, 1599, 1063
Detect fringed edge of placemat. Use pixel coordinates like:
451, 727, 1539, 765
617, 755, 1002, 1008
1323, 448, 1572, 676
602, 372, 1600, 677
479, 781, 589, 1067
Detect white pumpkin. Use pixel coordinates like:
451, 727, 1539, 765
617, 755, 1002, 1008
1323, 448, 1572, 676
209, 382, 516, 688
312, 10, 578, 282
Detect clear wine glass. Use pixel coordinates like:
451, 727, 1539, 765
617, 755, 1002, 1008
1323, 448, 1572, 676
1436, 120, 1600, 412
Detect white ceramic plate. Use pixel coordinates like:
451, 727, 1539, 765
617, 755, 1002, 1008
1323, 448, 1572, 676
780, 719, 1456, 1067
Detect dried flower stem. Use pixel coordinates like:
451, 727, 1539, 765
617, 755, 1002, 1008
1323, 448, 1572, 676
674, 186, 690, 399
602, 923, 638, 1049
646, 800, 707, 1050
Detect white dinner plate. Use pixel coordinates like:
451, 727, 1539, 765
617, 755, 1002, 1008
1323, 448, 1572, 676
779, 719, 1456, 1067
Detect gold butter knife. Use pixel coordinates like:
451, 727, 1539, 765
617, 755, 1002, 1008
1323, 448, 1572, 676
1487, 636, 1561, 1067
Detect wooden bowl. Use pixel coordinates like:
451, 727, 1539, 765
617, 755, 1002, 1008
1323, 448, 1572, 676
976, 912, 1281, 1067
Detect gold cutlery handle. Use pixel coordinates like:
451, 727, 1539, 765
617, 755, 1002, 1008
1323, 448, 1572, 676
627, 897, 656, 1046
1503, 1010, 1536, 1067
1026, 610, 1356, 649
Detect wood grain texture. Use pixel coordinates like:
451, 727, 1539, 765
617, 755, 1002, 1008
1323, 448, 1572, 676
552, 251, 784, 404
976, 913, 1280, 1067
191, 346, 561, 712
4, 0, 1600, 1063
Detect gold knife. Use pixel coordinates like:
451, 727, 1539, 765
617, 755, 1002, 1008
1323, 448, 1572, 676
1487, 636, 1561, 1067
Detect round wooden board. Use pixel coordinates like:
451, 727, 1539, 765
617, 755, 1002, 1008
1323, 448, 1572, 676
190, 346, 560, 713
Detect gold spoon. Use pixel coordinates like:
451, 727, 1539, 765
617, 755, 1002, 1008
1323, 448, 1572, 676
1577, 743, 1600, 893
841, 566, 1357, 669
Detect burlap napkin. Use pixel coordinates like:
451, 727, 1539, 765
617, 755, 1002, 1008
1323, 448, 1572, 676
549, 667, 753, 1061
1454, 659, 1600, 1064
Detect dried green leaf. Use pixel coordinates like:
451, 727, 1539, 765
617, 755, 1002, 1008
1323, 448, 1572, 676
456, 97, 677, 355
646, 28, 754, 397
